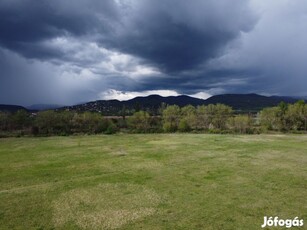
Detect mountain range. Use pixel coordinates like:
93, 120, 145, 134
60, 93, 302, 115
0, 93, 303, 114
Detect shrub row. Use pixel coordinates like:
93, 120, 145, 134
0, 100, 306, 137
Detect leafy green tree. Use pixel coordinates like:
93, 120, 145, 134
149, 116, 163, 133
259, 105, 290, 131
128, 111, 151, 132
35, 110, 58, 134
178, 119, 191, 132
11, 110, 30, 130
56, 111, 74, 134
277, 102, 289, 130
181, 105, 196, 130
35, 111, 73, 135
259, 107, 279, 130
194, 104, 233, 131
259, 101, 307, 131
228, 115, 253, 133
195, 105, 211, 130
71, 112, 105, 134
162, 105, 181, 132
0, 112, 9, 131
211, 104, 233, 130
285, 100, 306, 130
105, 121, 117, 134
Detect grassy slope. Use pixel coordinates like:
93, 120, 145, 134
0, 134, 306, 229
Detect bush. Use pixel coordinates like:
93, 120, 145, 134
105, 122, 117, 135
163, 121, 177, 132
178, 119, 191, 132
162, 105, 180, 132
31, 126, 39, 136
128, 111, 151, 132
228, 115, 253, 134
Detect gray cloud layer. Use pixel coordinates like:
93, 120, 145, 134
101, 0, 256, 72
0, 0, 306, 105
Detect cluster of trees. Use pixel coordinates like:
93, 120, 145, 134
0, 110, 117, 136
127, 111, 161, 133
123, 104, 253, 133
128, 101, 307, 133
259, 101, 307, 131
162, 104, 231, 132
1, 100, 306, 137
160, 104, 254, 133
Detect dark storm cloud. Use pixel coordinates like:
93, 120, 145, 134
0, 0, 119, 59
1, 0, 307, 105
0, 0, 255, 70
102, 0, 256, 72
107, 23, 227, 72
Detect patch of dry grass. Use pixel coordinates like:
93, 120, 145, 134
53, 183, 161, 229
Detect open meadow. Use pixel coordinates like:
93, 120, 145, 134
0, 134, 306, 229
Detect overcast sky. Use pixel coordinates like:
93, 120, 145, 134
1, 0, 307, 106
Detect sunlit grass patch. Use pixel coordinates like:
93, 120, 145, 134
53, 183, 162, 229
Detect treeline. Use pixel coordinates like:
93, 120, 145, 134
0, 111, 117, 137
260, 101, 307, 131
0, 101, 306, 137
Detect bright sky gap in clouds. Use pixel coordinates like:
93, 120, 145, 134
0, 0, 307, 106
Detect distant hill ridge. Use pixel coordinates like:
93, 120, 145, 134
60, 93, 301, 115
0, 104, 28, 113
1, 94, 303, 114
204, 93, 299, 111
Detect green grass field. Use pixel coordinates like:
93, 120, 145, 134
0, 134, 306, 229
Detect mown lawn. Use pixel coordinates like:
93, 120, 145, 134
0, 134, 306, 229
